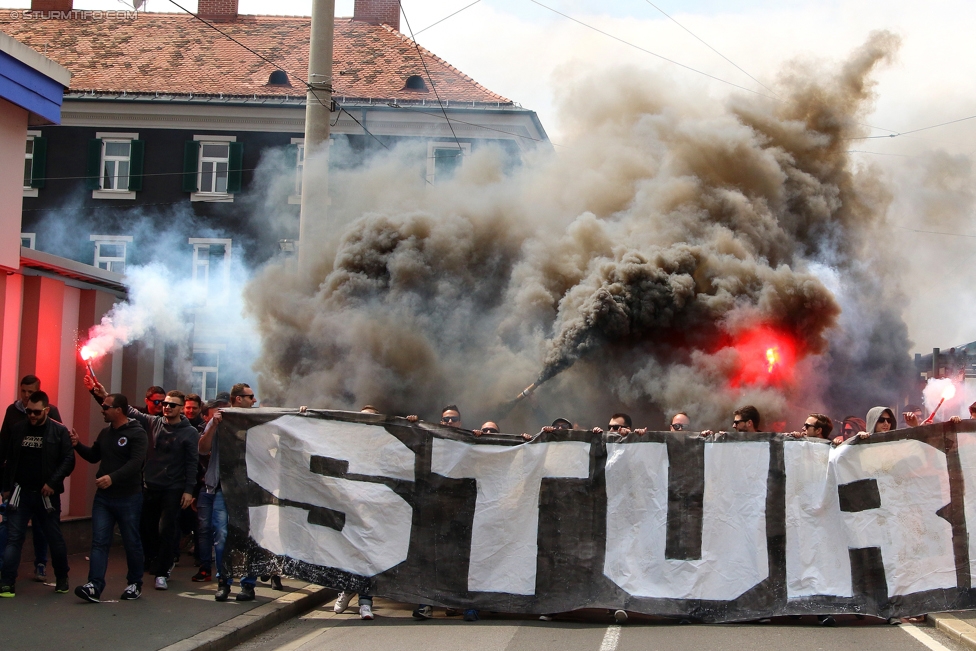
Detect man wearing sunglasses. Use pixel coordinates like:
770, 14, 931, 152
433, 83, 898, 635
670, 412, 691, 433
142, 386, 166, 417
0, 391, 74, 598
592, 413, 633, 436
84, 377, 198, 592
199, 383, 269, 601
70, 393, 148, 603
851, 407, 898, 441
788, 414, 833, 440
0, 374, 62, 583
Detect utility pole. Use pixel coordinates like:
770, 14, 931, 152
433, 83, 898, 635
298, 0, 335, 269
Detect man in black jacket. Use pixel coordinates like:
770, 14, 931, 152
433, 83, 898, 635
0, 391, 74, 597
70, 393, 148, 603
85, 377, 198, 592
0, 374, 62, 583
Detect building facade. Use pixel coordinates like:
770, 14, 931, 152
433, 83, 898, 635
1, 0, 549, 401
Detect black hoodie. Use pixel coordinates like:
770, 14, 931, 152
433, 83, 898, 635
126, 407, 199, 493
75, 418, 148, 497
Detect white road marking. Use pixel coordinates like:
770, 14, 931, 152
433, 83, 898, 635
901, 624, 955, 651
272, 626, 329, 651
599, 625, 621, 651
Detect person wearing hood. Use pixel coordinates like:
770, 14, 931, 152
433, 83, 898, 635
84, 377, 198, 591
848, 407, 897, 442
69, 393, 148, 603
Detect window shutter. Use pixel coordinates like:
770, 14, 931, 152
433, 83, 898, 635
29, 137, 47, 189
86, 138, 102, 190
127, 139, 144, 191
183, 141, 200, 192
226, 142, 244, 193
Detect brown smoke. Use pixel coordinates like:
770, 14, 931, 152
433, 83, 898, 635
247, 31, 911, 430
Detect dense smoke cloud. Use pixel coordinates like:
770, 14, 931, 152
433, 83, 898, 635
248, 31, 915, 431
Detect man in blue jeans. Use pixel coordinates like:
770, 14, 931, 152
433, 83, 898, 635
199, 383, 274, 601
70, 393, 148, 602
0, 391, 74, 597
192, 393, 229, 584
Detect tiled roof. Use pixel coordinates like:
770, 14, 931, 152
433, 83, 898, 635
0, 13, 511, 103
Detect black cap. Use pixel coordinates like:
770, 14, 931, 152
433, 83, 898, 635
551, 417, 573, 428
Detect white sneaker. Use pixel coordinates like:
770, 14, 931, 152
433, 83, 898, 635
360, 603, 373, 620
334, 591, 353, 614
155, 576, 168, 590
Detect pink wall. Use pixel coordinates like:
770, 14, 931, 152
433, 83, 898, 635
0, 99, 26, 272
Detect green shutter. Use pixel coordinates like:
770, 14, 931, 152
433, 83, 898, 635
183, 140, 200, 192
226, 141, 243, 193
29, 136, 47, 189
86, 138, 102, 190
127, 139, 144, 191
286, 143, 299, 169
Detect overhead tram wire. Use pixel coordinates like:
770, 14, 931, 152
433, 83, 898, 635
398, 1, 466, 158
415, 0, 482, 36
641, 0, 777, 97
846, 113, 976, 140
531, 1, 904, 139
526, 0, 776, 100
167, 0, 390, 152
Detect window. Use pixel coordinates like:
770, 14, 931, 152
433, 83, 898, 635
88, 133, 142, 199
201, 143, 229, 194
23, 131, 45, 197
190, 238, 232, 303
288, 138, 304, 204
426, 141, 471, 184
191, 349, 221, 401
185, 136, 242, 202
101, 140, 131, 190
21, 233, 35, 249
90, 235, 133, 274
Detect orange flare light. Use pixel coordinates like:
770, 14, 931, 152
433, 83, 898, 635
766, 347, 780, 373
80, 345, 95, 361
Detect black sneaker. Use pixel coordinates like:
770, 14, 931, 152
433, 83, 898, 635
270, 575, 283, 591
120, 583, 142, 600
236, 584, 256, 602
55, 578, 69, 594
215, 581, 230, 602
412, 604, 433, 620
191, 568, 211, 582
75, 583, 100, 603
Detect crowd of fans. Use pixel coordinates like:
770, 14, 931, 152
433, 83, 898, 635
1, 371, 974, 626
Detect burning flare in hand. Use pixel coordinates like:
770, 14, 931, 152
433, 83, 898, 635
923, 383, 957, 424
80, 345, 98, 382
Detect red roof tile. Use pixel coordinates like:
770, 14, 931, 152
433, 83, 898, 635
0, 13, 511, 103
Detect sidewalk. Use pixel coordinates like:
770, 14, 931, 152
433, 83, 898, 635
929, 612, 976, 650
0, 545, 334, 651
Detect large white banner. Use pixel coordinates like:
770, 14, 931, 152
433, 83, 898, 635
217, 409, 976, 622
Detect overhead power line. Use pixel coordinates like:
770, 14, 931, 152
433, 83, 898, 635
415, 0, 482, 36
398, 1, 466, 158
641, 0, 777, 97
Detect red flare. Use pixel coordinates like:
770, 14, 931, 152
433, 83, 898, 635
728, 327, 797, 388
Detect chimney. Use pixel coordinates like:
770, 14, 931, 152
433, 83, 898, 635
353, 0, 399, 31
31, 0, 73, 11
197, 0, 238, 21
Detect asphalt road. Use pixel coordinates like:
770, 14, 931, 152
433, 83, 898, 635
234, 597, 974, 651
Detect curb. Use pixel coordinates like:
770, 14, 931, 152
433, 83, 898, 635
928, 613, 976, 650
158, 584, 337, 651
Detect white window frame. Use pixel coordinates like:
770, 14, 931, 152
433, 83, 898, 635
191, 344, 225, 402
21, 233, 35, 249
90, 235, 133, 274
93, 132, 138, 200
190, 134, 236, 203
23, 130, 41, 198
189, 237, 233, 304
426, 141, 470, 184
288, 137, 305, 205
